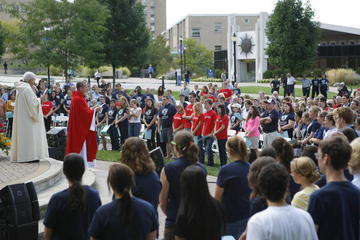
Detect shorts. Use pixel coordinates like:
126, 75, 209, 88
160, 127, 173, 143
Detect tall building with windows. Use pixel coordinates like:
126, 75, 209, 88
140, 0, 167, 35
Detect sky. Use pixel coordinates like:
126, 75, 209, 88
167, 0, 360, 30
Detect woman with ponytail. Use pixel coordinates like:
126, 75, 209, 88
89, 163, 158, 240
214, 135, 251, 239
271, 137, 300, 199
44, 154, 101, 240
159, 130, 206, 240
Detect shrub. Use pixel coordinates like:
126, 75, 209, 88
192, 77, 222, 82
326, 68, 360, 85
263, 70, 274, 79
117, 67, 131, 77
356, 68, 360, 75
215, 69, 223, 79
50, 65, 63, 76
76, 65, 96, 77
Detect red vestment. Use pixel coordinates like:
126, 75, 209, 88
66, 91, 97, 163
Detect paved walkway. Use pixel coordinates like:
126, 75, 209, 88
0, 74, 339, 93
0, 155, 50, 189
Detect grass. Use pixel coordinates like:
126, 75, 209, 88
238, 86, 337, 99
96, 150, 221, 176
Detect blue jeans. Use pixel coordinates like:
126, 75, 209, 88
199, 136, 215, 166
224, 218, 248, 239
217, 139, 227, 166
128, 122, 141, 137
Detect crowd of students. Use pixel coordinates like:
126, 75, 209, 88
37, 77, 360, 240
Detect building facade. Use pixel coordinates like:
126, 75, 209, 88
167, 13, 360, 82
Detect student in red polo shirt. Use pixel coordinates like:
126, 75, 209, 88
192, 102, 204, 151
182, 92, 196, 130
173, 105, 185, 134
214, 104, 229, 166
41, 93, 54, 132
218, 81, 233, 102
201, 99, 217, 166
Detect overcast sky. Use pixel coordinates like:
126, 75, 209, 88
167, 0, 360, 30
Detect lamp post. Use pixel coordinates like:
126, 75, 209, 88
232, 33, 237, 85
44, 27, 51, 89
184, 46, 186, 74
179, 36, 183, 86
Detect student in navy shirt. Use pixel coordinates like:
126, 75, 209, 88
308, 136, 360, 240
159, 130, 206, 240
309, 111, 328, 145
175, 165, 225, 240
120, 137, 161, 214
44, 154, 101, 240
158, 95, 177, 158
107, 100, 119, 150
301, 106, 321, 145
215, 135, 251, 239
279, 102, 295, 138
311, 76, 320, 98
89, 163, 158, 240
260, 99, 280, 148
132, 86, 147, 108
319, 74, 329, 99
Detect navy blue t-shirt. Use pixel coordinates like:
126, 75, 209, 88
261, 109, 279, 133
89, 197, 158, 240
164, 157, 207, 227
132, 93, 147, 108
308, 181, 360, 240
107, 107, 118, 125
159, 104, 177, 128
97, 104, 109, 123
133, 171, 162, 214
43, 186, 101, 240
312, 78, 320, 88
314, 126, 326, 140
117, 107, 129, 127
216, 160, 251, 223
316, 169, 354, 188
279, 111, 295, 138
306, 119, 321, 137
320, 78, 329, 89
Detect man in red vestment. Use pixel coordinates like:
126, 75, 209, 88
66, 81, 100, 167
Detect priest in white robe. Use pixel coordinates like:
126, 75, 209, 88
10, 72, 49, 162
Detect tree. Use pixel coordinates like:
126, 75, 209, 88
266, 0, 320, 75
7, 0, 109, 81
147, 34, 173, 76
100, 0, 150, 87
176, 38, 213, 77
0, 22, 7, 60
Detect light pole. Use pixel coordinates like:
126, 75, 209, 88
179, 36, 183, 86
232, 33, 237, 85
184, 46, 186, 74
44, 27, 51, 89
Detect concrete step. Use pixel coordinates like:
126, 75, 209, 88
32, 158, 63, 193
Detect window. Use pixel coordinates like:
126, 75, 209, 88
214, 23, 223, 32
244, 18, 249, 23
192, 28, 200, 38
215, 45, 222, 51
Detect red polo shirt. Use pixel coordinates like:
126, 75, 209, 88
202, 109, 217, 136
173, 113, 185, 130
192, 113, 204, 136
42, 101, 53, 116
219, 88, 233, 100
183, 104, 193, 128
215, 114, 229, 140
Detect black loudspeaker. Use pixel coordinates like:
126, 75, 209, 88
0, 183, 39, 240
149, 147, 165, 175
47, 127, 67, 147
48, 146, 65, 161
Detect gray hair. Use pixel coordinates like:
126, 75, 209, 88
23, 72, 36, 82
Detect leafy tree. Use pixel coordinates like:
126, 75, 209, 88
266, 0, 320, 75
147, 34, 173, 76
0, 22, 7, 60
176, 38, 213, 77
6, 0, 109, 80
100, 0, 149, 86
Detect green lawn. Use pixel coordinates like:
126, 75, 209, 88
97, 150, 221, 176
238, 86, 337, 99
